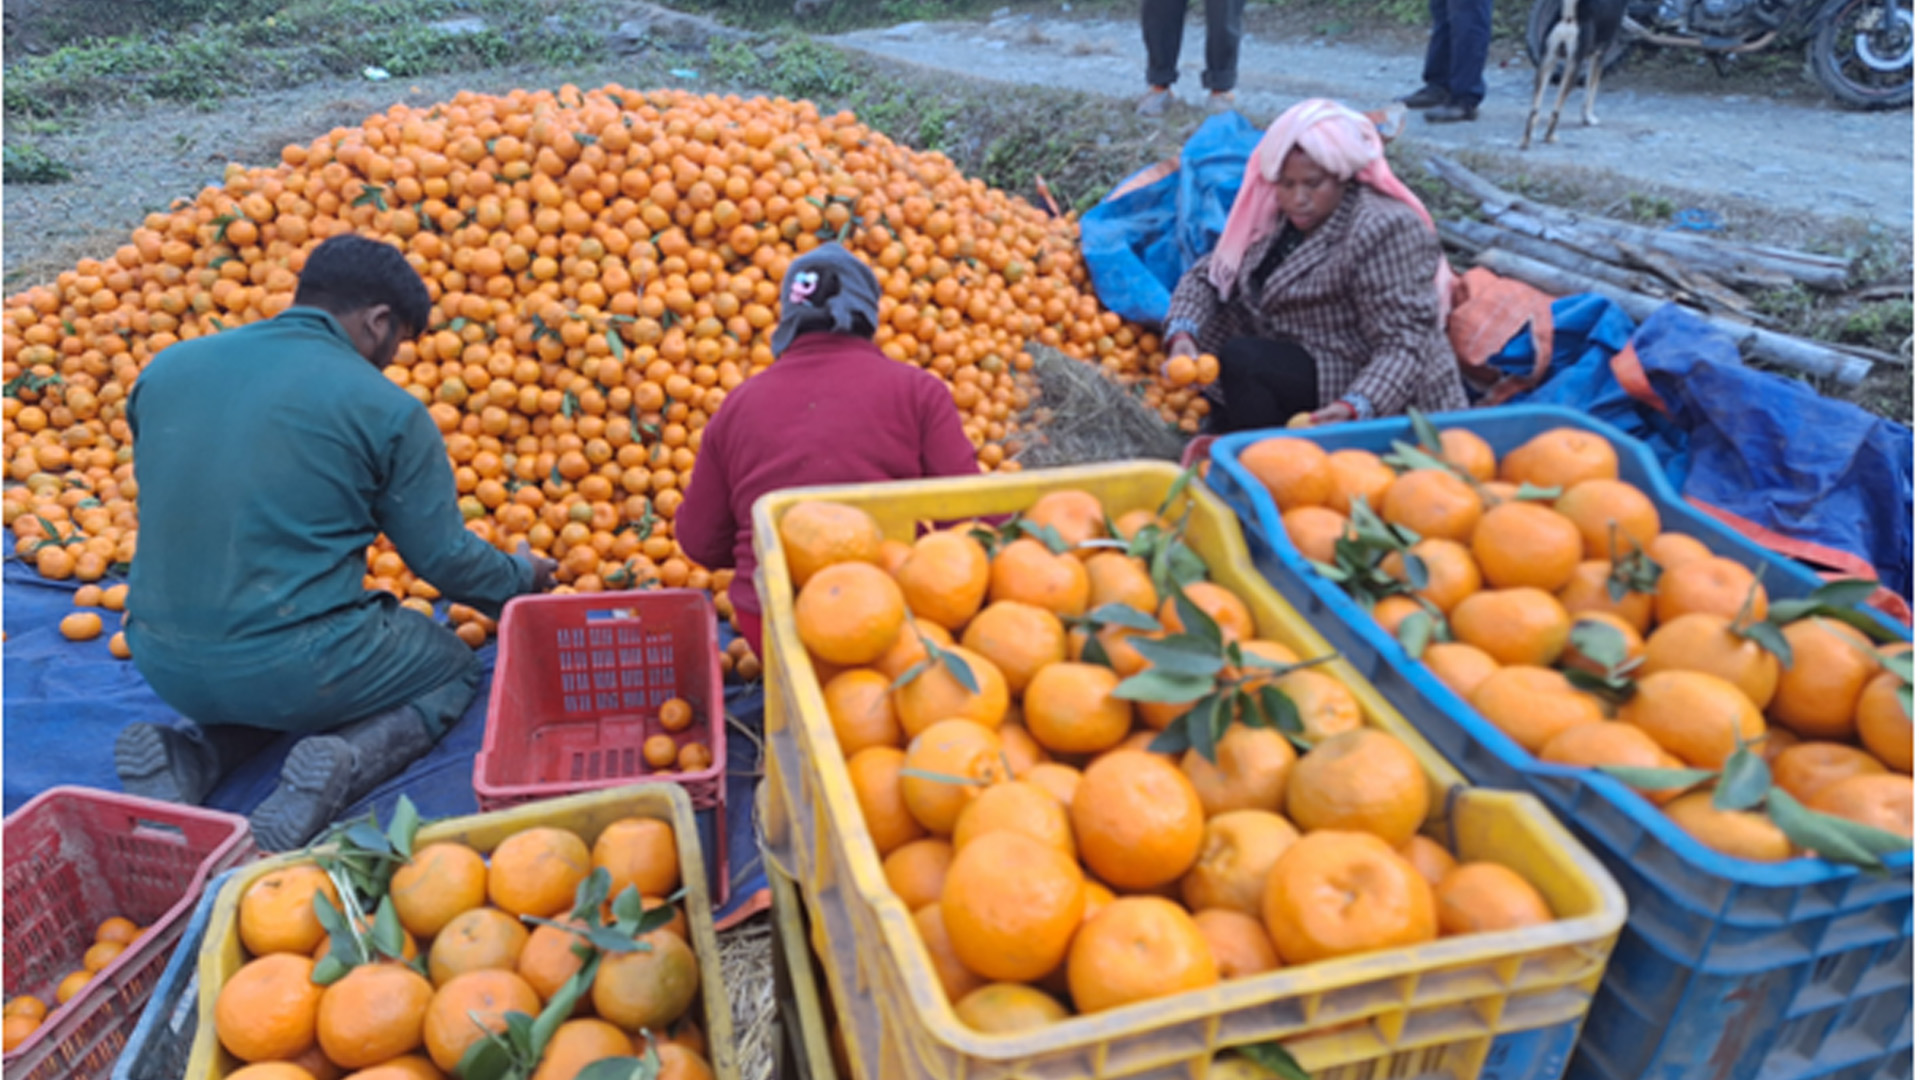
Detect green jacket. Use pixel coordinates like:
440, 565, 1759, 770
126, 307, 530, 677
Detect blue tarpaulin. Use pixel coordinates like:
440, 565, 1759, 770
1, 535, 768, 926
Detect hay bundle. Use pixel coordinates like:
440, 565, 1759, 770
1011, 346, 1189, 468
720, 917, 777, 1080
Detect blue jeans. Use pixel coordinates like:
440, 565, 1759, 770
1142, 0, 1246, 91
1421, 0, 1493, 105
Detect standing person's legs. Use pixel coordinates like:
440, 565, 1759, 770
1216, 337, 1321, 434
1445, 0, 1492, 108
1418, 0, 1455, 100
1202, 0, 1245, 92
1140, 0, 1187, 112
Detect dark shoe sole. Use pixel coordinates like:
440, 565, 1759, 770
1399, 88, 1450, 109
115, 724, 197, 804
249, 737, 357, 851
1423, 106, 1479, 123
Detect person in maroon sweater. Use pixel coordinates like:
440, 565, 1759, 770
675, 244, 981, 656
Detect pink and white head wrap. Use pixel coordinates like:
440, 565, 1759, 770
1207, 99, 1454, 321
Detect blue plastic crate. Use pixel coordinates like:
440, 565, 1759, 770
1207, 404, 1914, 1080
110, 867, 235, 1080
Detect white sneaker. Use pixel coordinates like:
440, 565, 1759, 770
1136, 87, 1172, 116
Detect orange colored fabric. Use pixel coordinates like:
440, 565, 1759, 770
1445, 268, 1557, 405
1607, 343, 1670, 417
1685, 497, 1911, 626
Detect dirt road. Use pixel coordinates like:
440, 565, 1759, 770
832, 10, 1913, 229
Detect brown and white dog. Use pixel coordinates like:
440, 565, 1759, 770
1521, 0, 1630, 148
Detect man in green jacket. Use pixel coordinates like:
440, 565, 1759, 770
115, 234, 553, 849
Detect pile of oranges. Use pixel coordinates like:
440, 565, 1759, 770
213, 817, 712, 1080
1, 84, 1205, 645
773, 489, 1562, 1033
2, 916, 144, 1052
1246, 424, 1914, 862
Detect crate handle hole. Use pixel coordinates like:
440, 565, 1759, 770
131, 820, 189, 845
585, 609, 641, 621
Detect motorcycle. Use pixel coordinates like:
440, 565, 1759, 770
1524, 0, 1913, 108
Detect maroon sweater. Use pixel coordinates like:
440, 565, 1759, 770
675, 332, 982, 617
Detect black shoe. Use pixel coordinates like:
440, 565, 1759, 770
248, 706, 435, 850
115, 722, 273, 805
1398, 85, 1450, 109
1423, 102, 1479, 123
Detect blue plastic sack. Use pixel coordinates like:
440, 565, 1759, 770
1079, 112, 1263, 323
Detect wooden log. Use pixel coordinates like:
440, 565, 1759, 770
1608, 238, 1778, 326
1445, 218, 1673, 296
1472, 248, 1875, 385
1426, 155, 1854, 292
1491, 206, 1799, 293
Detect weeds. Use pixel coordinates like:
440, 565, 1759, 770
2, 144, 74, 184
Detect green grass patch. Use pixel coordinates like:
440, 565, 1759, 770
2, 143, 75, 184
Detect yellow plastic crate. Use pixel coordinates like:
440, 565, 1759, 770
751, 461, 1628, 1080
182, 783, 740, 1080
771, 862, 843, 1080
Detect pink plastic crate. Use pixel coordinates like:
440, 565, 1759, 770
475, 590, 729, 903
2, 787, 255, 1080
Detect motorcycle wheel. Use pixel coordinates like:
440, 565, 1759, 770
1809, 0, 1914, 108
1525, 0, 1639, 77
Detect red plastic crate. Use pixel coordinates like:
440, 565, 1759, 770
476, 590, 729, 904
2, 786, 255, 1080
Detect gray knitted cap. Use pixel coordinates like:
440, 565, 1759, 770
769, 243, 882, 357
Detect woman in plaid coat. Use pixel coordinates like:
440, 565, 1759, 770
1165, 99, 1469, 432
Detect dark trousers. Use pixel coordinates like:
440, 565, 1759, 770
1421, 0, 1493, 106
1142, 0, 1246, 91
1217, 336, 1320, 433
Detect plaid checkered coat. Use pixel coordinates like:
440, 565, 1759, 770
1165, 185, 1469, 417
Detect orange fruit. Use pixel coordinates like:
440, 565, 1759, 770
1179, 809, 1300, 916
1539, 722, 1691, 803
822, 668, 905, 755
1438, 428, 1497, 482
340, 1055, 442, 1079
1856, 671, 1912, 772
902, 719, 1013, 835
654, 1043, 714, 1080
847, 746, 928, 856
1284, 728, 1430, 846
895, 531, 991, 631
591, 930, 701, 1032
989, 538, 1091, 618
658, 698, 694, 733
4, 996, 47, 1021
1071, 750, 1206, 890
1023, 662, 1131, 755
1397, 835, 1458, 887
316, 963, 434, 1068
1372, 594, 1424, 636
1771, 742, 1888, 803
516, 919, 591, 1004
82, 940, 126, 972
1808, 773, 1913, 837
1024, 762, 1083, 807
893, 644, 1009, 738
1380, 469, 1482, 544
95, 916, 139, 945
1158, 580, 1255, 641
882, 838, 955, 911
1555, 479, 1660, 560
1066, 896, 1218, 1013
875, 617, 953, 681
998, 720, 1050, 776
1281, 506, 1351, 565
1180, 724, 1296, 816
1654, 557, 1765, 626
1084, 551, 1159, 613
1498, 428, 1618, 489
424, 970, 542, 1072
1423, 642, 1500, 700
1026, 489, 1110, 553
1646, 532, 1714, 569
1560, 612, 1645, 677
61, 611, 103, 641
1471, 500, 1583, 592
1451, 587, 1572, 667
1383, 538, 1482, 613
1240, 438, 1332, 511
426, 907, 531, 987
1262, 830, 1437, 964
1558, 559, 1654, 634
227, 1067, 317, 1080
778, 500, 884, 586
1274, 668, 1363, 744
531, 1018, 636, 1080
239, 864, 342, 957
1760, 725, 1802, 764
1639, 613, 1781, 709
911, 903, 988, 1003
643, 735, 678, 769
796, 561, 908, 666
389, 842, 488, 940
952, 779, 1077, 856
1664, 791, 1794, 861
1622, 670, 1766, 770
1193, 908, 1282, 980
940, 830, 1085, 982
953, 983, 1070, 1033
960, 600, 1067, 694
1769, 617, 1880, 740
592, 817, 681, 901
2, 1014, 40, 1052
215, 953, 324, 1062
1325, 448, 1398, 515
878, 539, 914, 576
54, 971, 92, 1004
488, 826, 590, 919
1433, 862, 1553, 935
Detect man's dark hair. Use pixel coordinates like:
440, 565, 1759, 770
293, 234, 432, 335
